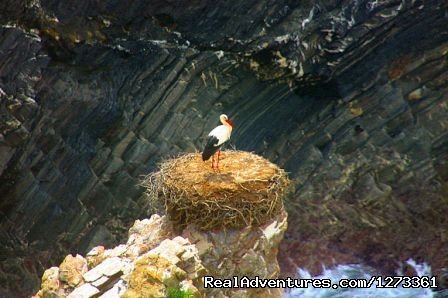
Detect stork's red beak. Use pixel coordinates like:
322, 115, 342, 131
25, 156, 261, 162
226, 119, 234, 127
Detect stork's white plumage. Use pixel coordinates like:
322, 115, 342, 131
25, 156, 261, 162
202, 114, 233, 170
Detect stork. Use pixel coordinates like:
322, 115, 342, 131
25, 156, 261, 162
202, 114, 234, 170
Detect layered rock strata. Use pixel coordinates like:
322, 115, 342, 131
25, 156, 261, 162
0, 0, 447, 296
33, 213, 287, 298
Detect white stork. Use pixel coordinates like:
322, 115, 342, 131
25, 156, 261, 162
202, 114, 234, 170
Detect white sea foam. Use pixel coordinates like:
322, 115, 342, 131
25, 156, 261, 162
285, 259, 435, 298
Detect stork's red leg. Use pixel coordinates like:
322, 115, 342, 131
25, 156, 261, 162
211, 154, 215, 169
216, 149, 221, 170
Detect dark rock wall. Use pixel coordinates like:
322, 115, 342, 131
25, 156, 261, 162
0, 0, 447, 296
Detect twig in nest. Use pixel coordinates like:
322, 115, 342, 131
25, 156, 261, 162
141, 151, 290, 230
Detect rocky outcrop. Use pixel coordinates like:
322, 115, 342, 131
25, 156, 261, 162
1, 0, 447, 296
182, 212, 287, 298
33, 213, 287, 297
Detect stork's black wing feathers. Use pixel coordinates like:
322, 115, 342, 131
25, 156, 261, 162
202, 135, 220, 161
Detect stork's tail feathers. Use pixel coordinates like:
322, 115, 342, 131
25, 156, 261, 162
202, 136, 219, 161
202, 144, 218, 161
202, 150, 213, 161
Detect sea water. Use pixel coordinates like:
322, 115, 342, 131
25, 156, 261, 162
285, 259, 439, 298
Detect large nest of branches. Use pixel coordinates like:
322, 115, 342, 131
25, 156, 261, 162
143, 150, 289, 230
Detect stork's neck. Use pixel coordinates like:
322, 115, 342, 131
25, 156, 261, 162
225, 122, 233, 132
222, 119, 233, 130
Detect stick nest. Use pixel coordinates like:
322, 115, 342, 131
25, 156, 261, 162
142, 150, 289, 230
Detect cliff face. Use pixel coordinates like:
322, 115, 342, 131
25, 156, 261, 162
0, 0, 447, 296
33, 212, 287, 298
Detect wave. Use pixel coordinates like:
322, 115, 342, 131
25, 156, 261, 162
285, 259, 436, 298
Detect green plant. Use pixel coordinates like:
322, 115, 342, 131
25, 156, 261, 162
166, 286, 194, 298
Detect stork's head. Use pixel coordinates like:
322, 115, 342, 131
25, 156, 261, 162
220, 114, 234, 127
